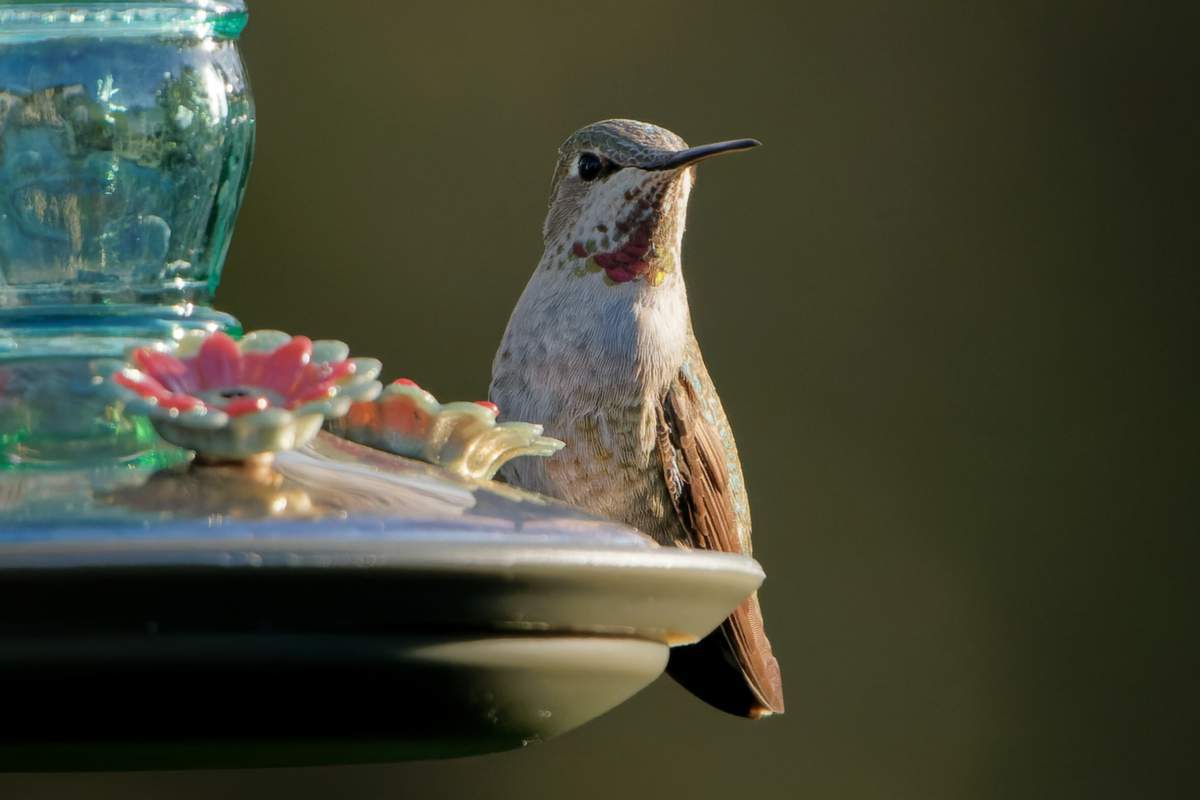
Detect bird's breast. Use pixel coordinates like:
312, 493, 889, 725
490, 250, 692, 538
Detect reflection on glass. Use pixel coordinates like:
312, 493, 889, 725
0, 3, 254, 306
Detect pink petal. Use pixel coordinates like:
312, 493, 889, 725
116, 372, 202, 412
306, 359, 353, 385
239, 351, 271, 387
115, 371, 169, 399
221, 395, 270, 417
158, 394, 203, 412
133, 349, 192, 393
391, 378, 419, 388
324, 360, 356, 382
289, 382, 336, 407
289, 360, 353, 402
261, 336, 313, 396
192, 332, 243, 390
474, 400, 499, 415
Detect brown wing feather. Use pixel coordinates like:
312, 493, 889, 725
657, 365, 785, 718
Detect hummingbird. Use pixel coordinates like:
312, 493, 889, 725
490, 119, 783, 718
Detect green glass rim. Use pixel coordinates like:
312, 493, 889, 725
0, 2, 248, 40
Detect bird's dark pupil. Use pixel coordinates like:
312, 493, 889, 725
578, 153, 603, 181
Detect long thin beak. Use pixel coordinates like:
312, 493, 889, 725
648, 138, 761, 170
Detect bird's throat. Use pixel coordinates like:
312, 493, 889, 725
568, 223, 676, 286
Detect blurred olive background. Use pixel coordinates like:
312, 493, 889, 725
5, 0, 1196, 797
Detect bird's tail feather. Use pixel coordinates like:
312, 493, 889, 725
666, 590, 785, 718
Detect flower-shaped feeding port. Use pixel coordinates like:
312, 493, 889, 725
111, 330, 381, 463
327, 379, 564, 481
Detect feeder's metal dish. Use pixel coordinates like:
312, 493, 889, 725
0, 433, 763, 769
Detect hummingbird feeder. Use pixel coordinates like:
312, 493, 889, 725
0, 0, 767, 770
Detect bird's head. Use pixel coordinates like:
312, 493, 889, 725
541, 119, 758, 287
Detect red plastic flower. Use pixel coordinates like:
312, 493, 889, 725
116, 332, 359, 417
111, 330, 381, 461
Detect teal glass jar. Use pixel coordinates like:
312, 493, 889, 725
0, 1, 254, 466
0, 0, 253, 350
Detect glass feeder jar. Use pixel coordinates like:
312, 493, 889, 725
0, 1, 253, 465
0, 0, 253, 347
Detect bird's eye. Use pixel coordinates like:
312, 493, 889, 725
578, 152, 604, 181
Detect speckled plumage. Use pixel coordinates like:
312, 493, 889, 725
490, 120, 783, 717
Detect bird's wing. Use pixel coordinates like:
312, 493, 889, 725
656, 338, 784, 717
